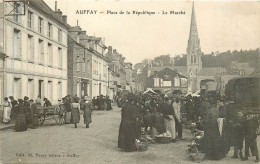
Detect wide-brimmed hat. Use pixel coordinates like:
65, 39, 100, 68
24, 96, 29, 100
29, 99, 34, 102
9, 96, 14, 99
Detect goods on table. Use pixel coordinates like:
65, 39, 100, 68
135, 139, 148, 151
156, 132, 172, 144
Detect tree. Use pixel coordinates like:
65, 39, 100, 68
153, 54, 172, 66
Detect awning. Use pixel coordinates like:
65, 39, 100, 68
143, 88, 158, 95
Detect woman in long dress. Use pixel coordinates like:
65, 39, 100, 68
71, 97, 80, 128
204, 97, 224, 160
82, 96, 92, 128
118, 93, 140, 152
3, 97, 12, 124
15, 99, 27, 132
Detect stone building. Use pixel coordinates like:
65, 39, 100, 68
88, 36, 108, 98
67, 25, 92, 99
145, 68, 188, 95
0, 0, 68, 104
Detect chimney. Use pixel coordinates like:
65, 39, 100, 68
62, 15, 67, 24
55, 9, 62, 19
55, 1, 57, 11
108, 46, 112, 53
81, 31, 86, 35
77, 19, 79, 26
113, 49, 117, 54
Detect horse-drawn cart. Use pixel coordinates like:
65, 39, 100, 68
37, 105, 66, 126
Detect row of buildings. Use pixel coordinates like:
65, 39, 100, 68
0, 0, 143, 106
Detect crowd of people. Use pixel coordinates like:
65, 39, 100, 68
2, 94, 94, 131
117, 92, 260, 162
2, 96, 52, 131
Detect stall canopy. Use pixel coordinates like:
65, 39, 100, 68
143, 88, 158, 95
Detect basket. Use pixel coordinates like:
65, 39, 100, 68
136, 139, 148, 151
156, 137, 172, 144
189, 152, 204, 163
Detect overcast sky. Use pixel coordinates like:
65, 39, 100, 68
44, 0, 260, 64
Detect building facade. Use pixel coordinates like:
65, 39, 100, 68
0, 0, 68, 104
145, 68, 188, 95
88, 36, 108, 98
67, 26, 92, 99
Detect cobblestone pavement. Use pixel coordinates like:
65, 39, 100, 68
0, 105, 259, 164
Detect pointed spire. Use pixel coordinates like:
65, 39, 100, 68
187, 2, 200, 54
189, 2, 198, 40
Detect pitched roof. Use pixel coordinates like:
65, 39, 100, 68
150, 66, 187, 76
197, 67, 226, 76
147, 68, 187, 80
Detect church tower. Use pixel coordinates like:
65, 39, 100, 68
187, 3, 202, 75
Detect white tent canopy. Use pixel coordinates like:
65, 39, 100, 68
143, 88, 158, 95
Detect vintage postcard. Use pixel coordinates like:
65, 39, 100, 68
0, 0, 260, 163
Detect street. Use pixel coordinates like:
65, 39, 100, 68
0, 105, 259, 164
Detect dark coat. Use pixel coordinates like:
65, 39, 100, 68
82, 101, 92, 125
204, 106, 225, 160
118, 102, 140, 151
15, 103, 27, 132
64, 100, 72, 112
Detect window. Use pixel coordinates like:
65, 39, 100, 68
47, 23, 52, 38
181, 78, 187, 87
27, 35, 34, 61
82, 63, 86, 73
38, 80, 44, 99
58, 28, 62, 43
194, 56, 196, 63
14, 29, 21, 58
191, 55, 193, 64
87, 57, 91, 74
48, 43, 52, 66
174, 76, 180, 87
77, 55, 80, 72
162, 81, 171, 87
27, 11, 33, 28
38, 17, 43, 33
47, 81, 53, 102
38, 39, 44, 64
14, 78, 21, 99
154, 78, 160, 87
28, 79, 34, 99
58, 82, 62, 99
58, 48, 62, 69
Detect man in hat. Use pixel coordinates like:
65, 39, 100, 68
29, 99, 38, 129
173, 98, 183, 140
81, 96, 93, 128
43, 98, 52, 107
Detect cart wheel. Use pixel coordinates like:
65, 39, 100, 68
54, 105, 65, 125
38, 113, 45, 126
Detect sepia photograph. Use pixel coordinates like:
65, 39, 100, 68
0, 0, 260, 163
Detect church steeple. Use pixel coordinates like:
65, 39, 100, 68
187, 2, 202, 74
